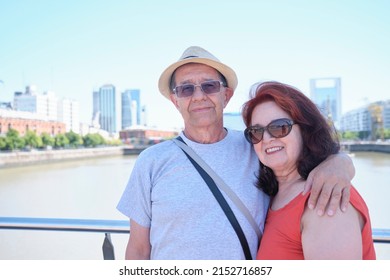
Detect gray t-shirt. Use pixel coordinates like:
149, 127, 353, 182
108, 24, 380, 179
117, 129, 269, 259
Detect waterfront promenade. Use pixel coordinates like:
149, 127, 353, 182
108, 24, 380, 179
0, 146, 147, 168
0, 142, 388, 168
341, 142, 390, 153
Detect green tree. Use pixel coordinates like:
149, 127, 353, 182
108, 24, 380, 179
83, 133, 105, 147
0, 137, 6, 150
358, 131, 370, 140
41, 132, 55, 148
106, 138, 122, 146
5, 128, 19, 139
342, 131, 359, 141
5, 129, 25, 150
382, 128, 390, 140
65, 131, 83, 148
23, 130, 43, 149
54, 133, 69, 148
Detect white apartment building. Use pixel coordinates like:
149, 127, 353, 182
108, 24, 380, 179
340, 107, 371, 132
340, 100, 390, 139
58, 98, 80, 133
13, 85, 80, 133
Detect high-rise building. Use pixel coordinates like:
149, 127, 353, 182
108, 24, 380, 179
121, 89, 141, 129
310, 78, 342, 128
141, 105, 147, 126
340, 100, 390, 140
93, 84, 117, 134
340, 107, 371, 133
13, 85, 80, 132
93, 90, 100, 117
45, 91, 59, 121
58, 98, 80, 133
14, 86, 58, 120
0, 102, 12, 109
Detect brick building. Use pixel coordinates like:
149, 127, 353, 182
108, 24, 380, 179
0, 109, 66, 136
119, 126, 179, 145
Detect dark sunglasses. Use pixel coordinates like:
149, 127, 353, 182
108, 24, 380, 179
172, 80, 225, 98
244, 118, 296, 144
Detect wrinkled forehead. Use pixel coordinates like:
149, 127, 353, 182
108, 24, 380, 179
171, 63, 224, 85
251, 101, 291, 126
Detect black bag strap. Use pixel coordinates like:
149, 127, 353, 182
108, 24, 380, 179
174, 136, 252, 260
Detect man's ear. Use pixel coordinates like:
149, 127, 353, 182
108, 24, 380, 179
223, 88, 234, 108
170, 93, 180, 109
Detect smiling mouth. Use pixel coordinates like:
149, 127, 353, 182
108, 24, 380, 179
192, 107, 211, 112
266, 146, 284, 154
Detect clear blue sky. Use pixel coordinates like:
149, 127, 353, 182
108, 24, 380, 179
1, 0, 389, 129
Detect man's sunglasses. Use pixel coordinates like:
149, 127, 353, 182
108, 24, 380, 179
244, 118, 296, 144
172, 80, 225, 98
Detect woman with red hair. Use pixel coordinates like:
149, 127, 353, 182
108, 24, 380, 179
242, 81, 376, 259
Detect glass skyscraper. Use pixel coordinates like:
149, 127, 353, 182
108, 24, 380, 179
121, 89, 141, 129
310, 78, 342, 128
93, 84, 116, 134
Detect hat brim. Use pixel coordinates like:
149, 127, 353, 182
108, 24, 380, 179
158, 57, 238, 100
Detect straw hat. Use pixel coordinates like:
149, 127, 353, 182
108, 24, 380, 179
158, 46, 238, 99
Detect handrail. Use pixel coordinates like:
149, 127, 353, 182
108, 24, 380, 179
0, 217, 129, 233
0, 217, 129, 260
1, 217, 389, 259
372, 228, 390, 243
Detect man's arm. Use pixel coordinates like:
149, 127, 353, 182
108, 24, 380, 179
303, 153, 355, 216
125, 219, 151, 260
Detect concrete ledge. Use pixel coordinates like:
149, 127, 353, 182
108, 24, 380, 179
0, 147, 125, 168
341, 143, 390, 153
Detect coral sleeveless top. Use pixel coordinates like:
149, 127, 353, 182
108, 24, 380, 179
257, 186, 376, 259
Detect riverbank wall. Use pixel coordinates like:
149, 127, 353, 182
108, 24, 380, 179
1, 143, 388, 168
0, 146, 146, 168
341, 143, 390, 154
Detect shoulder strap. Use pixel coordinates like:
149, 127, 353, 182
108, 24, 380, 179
172, 137, 262, 240
173, 137, 257, 260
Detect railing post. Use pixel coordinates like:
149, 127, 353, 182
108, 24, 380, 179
102, 233, 115, 260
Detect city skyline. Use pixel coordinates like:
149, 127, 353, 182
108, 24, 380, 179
1, 1, 389, 129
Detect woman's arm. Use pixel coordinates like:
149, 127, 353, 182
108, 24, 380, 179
301, 203, 363, 259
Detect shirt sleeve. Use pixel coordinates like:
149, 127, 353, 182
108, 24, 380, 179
116, 153, 152, 228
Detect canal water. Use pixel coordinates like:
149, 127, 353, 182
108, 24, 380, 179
0, 152, 389, 259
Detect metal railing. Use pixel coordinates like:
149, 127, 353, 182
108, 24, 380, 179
0, 217, 129, 260
1, 216, 389, 259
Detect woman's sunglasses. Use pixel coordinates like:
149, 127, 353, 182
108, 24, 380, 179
244, 118, 296, 144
